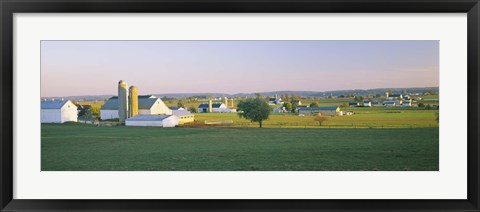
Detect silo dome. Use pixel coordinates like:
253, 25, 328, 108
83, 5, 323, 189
118, 80, 128, 88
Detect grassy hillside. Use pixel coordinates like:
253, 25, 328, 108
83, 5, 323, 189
42, 124, 438, 171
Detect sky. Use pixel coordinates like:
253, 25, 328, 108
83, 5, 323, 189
41, 40, 439, 97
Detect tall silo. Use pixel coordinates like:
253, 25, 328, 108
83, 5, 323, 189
224, 97, 228, 106
118, 80, 129, 123
129, 86, 138, 117
208, 98, 213, 113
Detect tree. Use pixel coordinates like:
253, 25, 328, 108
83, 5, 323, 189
314, 115, 328, 126
177, 100, 185, 108
309, 102, 319, 107
354, 96, 364, 102
418, 103, 425, 107
291, 103, 298, 113
90, 104, 100, 118
283, 102, 292, 112
188, 107, 197, 113
341, 102, 349, 108
237, 97, 271, 128
284, 94, 290, 102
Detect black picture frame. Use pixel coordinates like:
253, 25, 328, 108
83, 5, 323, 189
1, 0, 479, 211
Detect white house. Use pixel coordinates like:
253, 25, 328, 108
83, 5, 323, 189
363, 101, 372, 107
41, 99, 78, 123
125, 114, 179, 127
100, 95, 172, 120
268, 95, 283, 105
402, 99, 413, 107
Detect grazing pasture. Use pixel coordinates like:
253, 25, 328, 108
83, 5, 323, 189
194, 109, 439, 128
42, 124, 438, 171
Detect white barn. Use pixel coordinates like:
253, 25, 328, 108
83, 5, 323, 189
197, 103, 229, 113
41, 99, 78, 123
125, 115, 179, 127
100, 95, 172, 120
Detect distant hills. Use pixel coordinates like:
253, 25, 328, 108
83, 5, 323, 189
43, 87, 439, 101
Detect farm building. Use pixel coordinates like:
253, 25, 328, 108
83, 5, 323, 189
298, 106, 340, 116
363, 101, 372, 107
402, 99, 413, 107
172, 110, 194, 124
295, 105, 308, 112
291, 100, 302, 105
386, 92, 403, 100
125, 115, 179, 127
272, 107, 287, 113
383, 100, 401, 107
268, 94, 283, 105
169, 106, 185, 110
100, 95, 172, 120
198, 102, 229, 113
41, 99, 78, 123
349, 102, 359, 107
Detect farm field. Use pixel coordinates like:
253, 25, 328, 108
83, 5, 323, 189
41, 123, 438, 171
194, 109, 439, 128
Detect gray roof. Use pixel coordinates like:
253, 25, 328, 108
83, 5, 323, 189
172, 110, 192, 117
101, 96, 160, 110
126, 114, 173, 121
198, 103, 222, 108
389, 94, 402, 97
299, 106, 338, 111
41, 99, 73, 109
383, 101, 398, 104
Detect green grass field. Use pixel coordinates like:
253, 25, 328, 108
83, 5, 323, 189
42, 124, 438, 171
194, 109, 439, 128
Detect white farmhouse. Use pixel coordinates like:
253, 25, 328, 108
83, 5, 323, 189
125, 115, 179, 127
100, 95, 172, 120
363, 101, 372, 107
41, 99, 78, 123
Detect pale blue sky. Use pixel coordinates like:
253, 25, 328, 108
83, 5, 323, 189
41, 40, 439, 97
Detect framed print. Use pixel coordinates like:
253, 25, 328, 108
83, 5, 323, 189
1, 0, 479, 211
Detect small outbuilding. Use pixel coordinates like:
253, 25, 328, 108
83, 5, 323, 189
172, 110, 194, 124
41, 99, 78, 123
125, 115, 179, 127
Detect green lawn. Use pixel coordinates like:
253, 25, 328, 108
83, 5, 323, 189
194, 110, 439, 128
42, 124, 439, 171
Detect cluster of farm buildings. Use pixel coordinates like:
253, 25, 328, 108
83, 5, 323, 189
40, 81, 436, 126
40, 80, 236, 127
